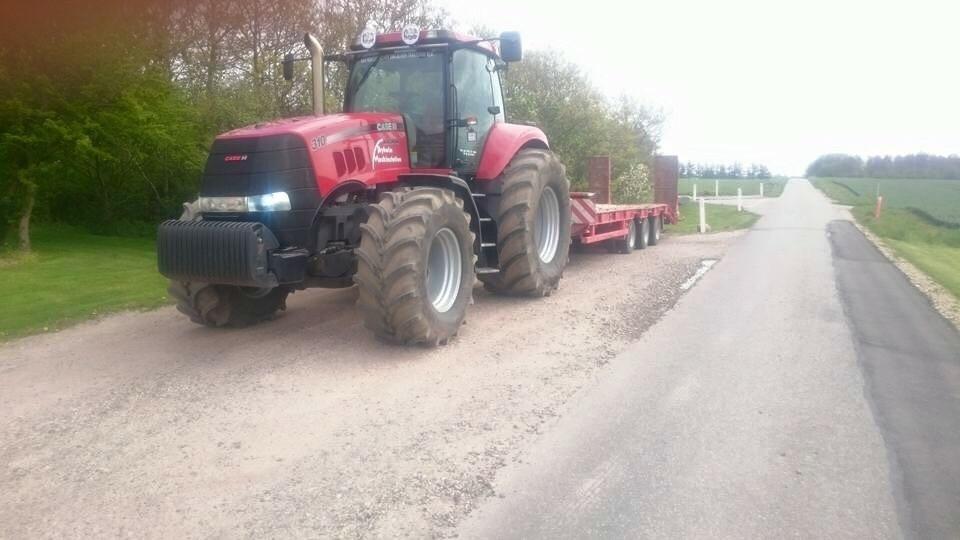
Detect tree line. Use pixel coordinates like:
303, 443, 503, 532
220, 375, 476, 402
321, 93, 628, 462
0, 0, 661, 252
806, 153, 960, 179
680, 162, 771, 179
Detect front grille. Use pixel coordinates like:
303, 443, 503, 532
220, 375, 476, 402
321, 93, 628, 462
157, 220, 279, 288
200, 133, 321, 249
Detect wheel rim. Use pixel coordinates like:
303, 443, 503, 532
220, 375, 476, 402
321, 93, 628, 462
426, 228, 462, 313
535, 186, 561, 263
628, 222, 636, 248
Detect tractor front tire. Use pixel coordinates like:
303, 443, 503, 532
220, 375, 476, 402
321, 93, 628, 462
167, 200, 289, 328
169, 282, 289, 327
479, 148, 571, 296
355, 187, 476, 346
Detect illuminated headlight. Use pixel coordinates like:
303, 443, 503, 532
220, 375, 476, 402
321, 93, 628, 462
246, 192, 292, 212
199, 192, 292, 213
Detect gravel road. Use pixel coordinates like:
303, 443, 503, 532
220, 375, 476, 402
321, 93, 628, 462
0, 229, 739, 538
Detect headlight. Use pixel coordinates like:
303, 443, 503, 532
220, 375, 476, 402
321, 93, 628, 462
246, 192, 292, 212
199, 196, 246, 213
199, 192, 291, 213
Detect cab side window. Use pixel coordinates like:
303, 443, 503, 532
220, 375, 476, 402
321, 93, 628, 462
490, 66, 505, 123
452, 49, 499, 173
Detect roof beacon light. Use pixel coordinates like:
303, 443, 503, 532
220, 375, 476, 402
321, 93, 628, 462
360, 27, 377, 49
401, 25, 420, 45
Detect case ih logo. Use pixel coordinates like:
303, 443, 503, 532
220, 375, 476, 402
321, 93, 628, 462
224, 154, 248, 162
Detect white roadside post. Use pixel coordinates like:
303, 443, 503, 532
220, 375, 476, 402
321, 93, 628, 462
699, 197, 707, 234
693, 183, 697, 200
737, 188, 743, 212
760, 182, 764, 198
715, 180, 720, 201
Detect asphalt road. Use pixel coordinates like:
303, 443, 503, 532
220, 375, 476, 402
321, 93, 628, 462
460, 179, 960, 539
829, 220, 960, 539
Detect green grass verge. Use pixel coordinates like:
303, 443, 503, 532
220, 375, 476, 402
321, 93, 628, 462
679, 177, 788, 198
0, 226, 168, 340
886, 240, 960, 298
670, 200, 760, 234
812, 179, 960, 299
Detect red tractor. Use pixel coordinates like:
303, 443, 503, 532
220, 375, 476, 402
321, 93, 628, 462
158, 28, 571, 345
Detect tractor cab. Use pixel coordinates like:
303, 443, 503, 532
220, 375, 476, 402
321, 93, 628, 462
333, 29, 520, 175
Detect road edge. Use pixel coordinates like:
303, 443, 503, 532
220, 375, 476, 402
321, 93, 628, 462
849, 219, 960, 332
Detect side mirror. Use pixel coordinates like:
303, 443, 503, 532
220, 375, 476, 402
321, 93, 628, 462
282, 53, 295, 81
499, 31, 522, 63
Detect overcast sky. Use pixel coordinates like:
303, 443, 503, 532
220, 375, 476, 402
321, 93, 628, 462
437, 0, 960, 175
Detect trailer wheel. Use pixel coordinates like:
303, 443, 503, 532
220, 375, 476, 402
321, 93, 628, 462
167, 201, 289, 328
480, 148, 571, 296
355, 187, 475, 346
634, 218, 650, 250
609, 219, 636, 254
649, 215, 662, 246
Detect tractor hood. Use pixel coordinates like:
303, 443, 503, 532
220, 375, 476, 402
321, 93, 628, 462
199, 112, 411, 248
217, 112, 400, 143
205, 112, 410, 198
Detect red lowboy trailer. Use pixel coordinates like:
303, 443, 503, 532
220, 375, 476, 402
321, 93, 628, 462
571, 195, 672, 244
570, 156, 679, 251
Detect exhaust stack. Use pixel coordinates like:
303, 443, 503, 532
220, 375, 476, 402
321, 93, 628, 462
304, 33, 324, 115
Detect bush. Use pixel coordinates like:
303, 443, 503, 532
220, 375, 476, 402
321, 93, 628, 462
611, 163, 652, 204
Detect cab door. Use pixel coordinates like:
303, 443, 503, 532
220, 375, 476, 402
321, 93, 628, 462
451, 48, 505, 175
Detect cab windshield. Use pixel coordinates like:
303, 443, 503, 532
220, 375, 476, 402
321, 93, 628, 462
346, 50, 445, 167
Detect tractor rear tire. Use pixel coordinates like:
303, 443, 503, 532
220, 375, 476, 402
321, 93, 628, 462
634, 218, 650, 250
167, 200, 289, 328
479, 148, 571, 296
355, 187, 476, 346
649, 215, 662, 246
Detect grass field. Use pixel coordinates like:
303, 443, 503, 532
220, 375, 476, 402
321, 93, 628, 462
679, 177, 788, 198
671, 200, 760, 234
813, 177, 960, 225
0, 227, 168, 340
812, 178, 960, 299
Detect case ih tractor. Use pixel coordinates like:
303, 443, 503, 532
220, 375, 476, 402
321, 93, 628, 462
158, 28, 571, 345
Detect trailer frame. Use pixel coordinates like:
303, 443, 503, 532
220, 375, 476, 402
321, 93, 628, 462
570, 192, 675, 245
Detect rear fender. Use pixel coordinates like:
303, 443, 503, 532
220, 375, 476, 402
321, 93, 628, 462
474, 123, 549, 181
